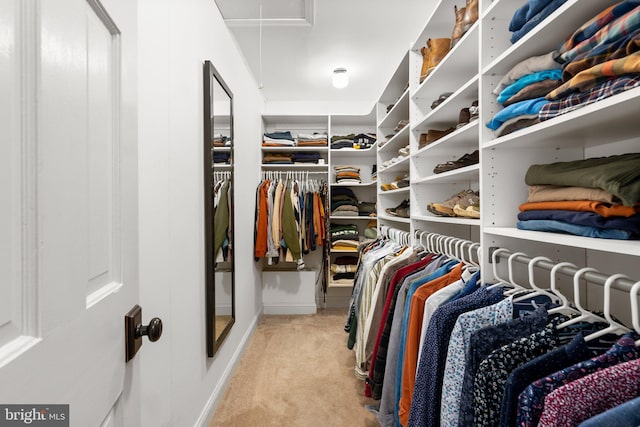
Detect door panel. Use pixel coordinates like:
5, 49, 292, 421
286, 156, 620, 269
0, 0, 139, 425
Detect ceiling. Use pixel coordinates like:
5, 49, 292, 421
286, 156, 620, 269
214, 0, 431, 111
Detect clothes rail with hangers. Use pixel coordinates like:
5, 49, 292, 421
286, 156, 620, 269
490, 249, 640, 294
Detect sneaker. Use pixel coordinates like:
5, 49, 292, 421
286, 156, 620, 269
427, 189, 478, 217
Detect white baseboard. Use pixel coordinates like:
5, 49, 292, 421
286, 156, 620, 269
194, 309, 262, 427
263, 303, 317, 315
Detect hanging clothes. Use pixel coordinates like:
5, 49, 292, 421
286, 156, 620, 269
253, 172, 327, 268
213, 173, 231, 261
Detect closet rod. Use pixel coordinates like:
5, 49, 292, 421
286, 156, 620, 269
492, 250, 639, 294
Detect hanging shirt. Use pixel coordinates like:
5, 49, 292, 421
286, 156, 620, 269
578, 395, 640, 427
439, 296, 514, 427
457, 304, 550, 427
407, 287, 504, 427
516, 331, 640, 427
538, 358, 640, 427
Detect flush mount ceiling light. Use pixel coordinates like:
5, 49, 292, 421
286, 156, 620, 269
332, 68, 349, 89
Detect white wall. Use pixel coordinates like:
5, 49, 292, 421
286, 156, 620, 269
138, 1, 265, 426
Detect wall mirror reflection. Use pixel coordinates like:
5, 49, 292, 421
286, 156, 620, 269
204, 60, 235, 357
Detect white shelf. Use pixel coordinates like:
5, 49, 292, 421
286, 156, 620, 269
379, 187, 410, 195
378, 52, 409, 104
329, 215, 375, 220
413, 164, 479, 184
213, 146, 231, 152
378, 125, 410, 155
412, 24, 479, 108
377, 213, 411, 224
213, 164, 232, 170
331, 182, 376, 187
412, 121, 479, 157
379, 88, 410, 131
412, 214, 480, 226
378, 156, 410, 174
330, 143, 377, 157
328, 280, 355, 289
261, 164, 328, 170
484, 227, 640, 257
330, 249, 360, 254
483, 87, 640, 150
261, 146, 328, 152
412, 75, 479, 131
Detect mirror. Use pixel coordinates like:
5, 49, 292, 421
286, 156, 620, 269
204, 61, 234, 357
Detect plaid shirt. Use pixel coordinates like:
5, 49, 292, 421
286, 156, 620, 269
563, 28, 640, 80
559, 0, 640, 56
559, 4, 640, 64
540, 74, 640, 120
547, 52, 640, 99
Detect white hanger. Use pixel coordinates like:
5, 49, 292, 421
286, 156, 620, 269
630, 281, 640, 346
547, 262, 581, 316
490, 248, 511, 287
556, 267, 606, 329
513, 256, 558, 303
584, 273, 630, 342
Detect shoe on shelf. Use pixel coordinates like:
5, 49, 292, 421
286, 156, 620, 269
453, 199, 480, 218
431, 92, 454, 110
469, 100, 479, 121
457, 107, 471, 128
451, 5, 466, 48
419, 127, 455, 149
398, 145, 410, 156
420, 46, 431, 84
427, 189, 479, 217
424, 38, 451, 78
462, 0, 479, 33
433, 150, 479, 174
386, 199, 410, 218
394, 119, 410, 133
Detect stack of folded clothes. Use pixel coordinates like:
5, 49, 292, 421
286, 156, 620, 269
334, 165, 361, 184
292, 151, 322, 164
517, 153, 640, 239
262, 152, 292, 164
358, 201, 376, 217
297, 133, 328, 147
330, 256, 359, 286
380, 173, 409, 191
541, 2, 640, 122
331, 134, 356, 150
509, 0, 569, 44
489, 2, 640, 137
212, 134, 230, 147
331, 187, 359, 216
263, 131, 295, 147
330, 224, 360, 251
353, 133, 377, 149
212, 151, 230, 164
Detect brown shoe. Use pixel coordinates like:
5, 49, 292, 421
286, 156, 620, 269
462, 0, 478, 33
457, 107, 471, 129
451, 5, 466, 48
424, 127, 455, 146
425, 38, 451, 78
420, 46, 431, 84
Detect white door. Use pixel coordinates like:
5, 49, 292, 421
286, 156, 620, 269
0, 0, 143, 426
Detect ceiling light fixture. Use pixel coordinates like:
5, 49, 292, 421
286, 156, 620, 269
332, 68, 348, 89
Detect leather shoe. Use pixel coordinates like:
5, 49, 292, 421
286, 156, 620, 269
462, 0, 478, 33
457, 107, 470, 128
451, 5, 466, 47
419, 127, 455, 148
424, 38, 451, 78
420, 46, 431, 84
431, 92, 453, 110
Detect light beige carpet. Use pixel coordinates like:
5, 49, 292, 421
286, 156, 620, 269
209, 309, 380, 427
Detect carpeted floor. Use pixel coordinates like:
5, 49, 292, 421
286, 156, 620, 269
209, 309, 380, 427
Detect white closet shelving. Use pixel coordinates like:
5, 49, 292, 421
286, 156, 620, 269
377, 52, 412, 233
261, 115, 329, 170
368, 0, 640, 323
327, 111, 378, 289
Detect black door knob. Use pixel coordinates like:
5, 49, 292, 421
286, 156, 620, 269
136, 317, 163, 342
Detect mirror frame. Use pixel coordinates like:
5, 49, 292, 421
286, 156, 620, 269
203, 60, 235, 357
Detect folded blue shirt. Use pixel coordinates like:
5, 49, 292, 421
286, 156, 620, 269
518, 210, 640, 236
511, 0, 568, 44
497, 69, 562, 103
509, 0, 555, 32
486, 97, 549, 131
516, 219, 634, 239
